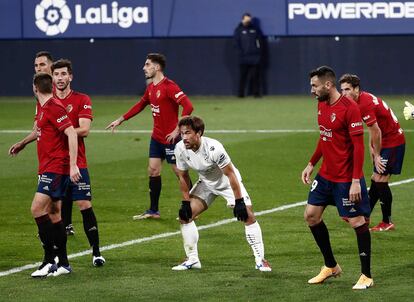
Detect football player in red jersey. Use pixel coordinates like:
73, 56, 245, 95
9, 51, 54, 156
340, 74, 405, 232
301, 66, 373, 290
106, 53, 194, 220
52, 59, 105, 266
12, 73, 80, 277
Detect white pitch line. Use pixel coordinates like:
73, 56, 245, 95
1, 177, 413, 277
1, 129, 413, 134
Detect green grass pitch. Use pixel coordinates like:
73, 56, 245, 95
0, 96, 413, 301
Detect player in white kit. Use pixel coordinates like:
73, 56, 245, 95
171, 116, 272, 272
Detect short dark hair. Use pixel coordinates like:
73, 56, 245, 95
35, 51, 53, 62
178, 116, 205, 135
147, 53, 166, 71
52, 59, 73, 74
33, 72, 53, 94
309, 66, 336, 85
339, 73, 360, 88
242, 13, 251, 18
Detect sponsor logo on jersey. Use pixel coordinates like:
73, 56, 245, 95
35, 0, 149, 37
319, 125, 332, 139
330, 113, 336, 122
83, 104, 92, 109
351, 121, 363, 128
150, 104, 160, 116
209, 146, 215, 151
66, 104, 73, 113
39, 112, 44, 121
175, 91, 184, 99
289, 2, 414, 20
156, 90, 161, 98
218, 153, 227, 166
362, 114, 371, 121
57, 115, 68, 123
318, 110, 321, 115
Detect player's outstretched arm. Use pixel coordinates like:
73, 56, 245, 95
8, 121, 37, 156
105, 116, 125, 133
64, 126, 81, 183
403, 101, 414, 120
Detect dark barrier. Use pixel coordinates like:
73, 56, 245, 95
1, 36, 413, 96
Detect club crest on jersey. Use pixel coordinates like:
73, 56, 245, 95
330, 113, 336, 122
66, 104, 73, 113
156, 90, 161, 98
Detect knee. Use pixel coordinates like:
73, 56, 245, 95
77, 200, 92, 211
148, 165, 161, 177
304, 211, 321, 226
31, 202, 44, 217
348, 216, 366, 228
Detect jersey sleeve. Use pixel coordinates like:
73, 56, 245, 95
174, 145, 189, 171
122, 90, 150, 121
359, 95, 377, 126
210, 142, 232, 169
79, 95, 93, 120
346, 103, 364, 136
167, 82, 188, 104
49, 103, 73, 132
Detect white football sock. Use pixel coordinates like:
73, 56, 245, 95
245, 221, 265, 264
181, 221, 199, 262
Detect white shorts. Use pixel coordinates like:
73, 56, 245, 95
189, 179, 252, 208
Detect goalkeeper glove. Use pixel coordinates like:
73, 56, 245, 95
403, 101, 414, 120
179, 200, 192, 222
233, 198, 248, 222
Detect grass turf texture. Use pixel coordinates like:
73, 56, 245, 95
0, 96, 413, 301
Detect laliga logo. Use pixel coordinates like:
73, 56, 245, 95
35, 0, 71, 36
35, 0, 149, 36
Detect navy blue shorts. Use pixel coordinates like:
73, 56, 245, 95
374, 144, 405, 175
149, 137, 177, 164
37, 173, 70, 201
65, 168, 92, 201
307, 174, 371, 218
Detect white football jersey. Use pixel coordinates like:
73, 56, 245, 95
175, 136, 242, 189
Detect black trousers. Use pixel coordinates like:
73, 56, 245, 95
238, 64, 260, 97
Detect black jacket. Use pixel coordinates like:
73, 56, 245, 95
234, 22, 263, 65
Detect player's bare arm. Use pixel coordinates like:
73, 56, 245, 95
76, 118, 92, 137
166, 126, 179, 144
8, 121, 37, 156
105, 116, 125, 133
350, 133, 364, 202
349, 179, 362, 202
64, 126, 81, 182
177, 169, 191, 200
222, 164, 242, 199
301, 163, 314, 185
222, 163, 248, 222
367, 122, 385, 173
